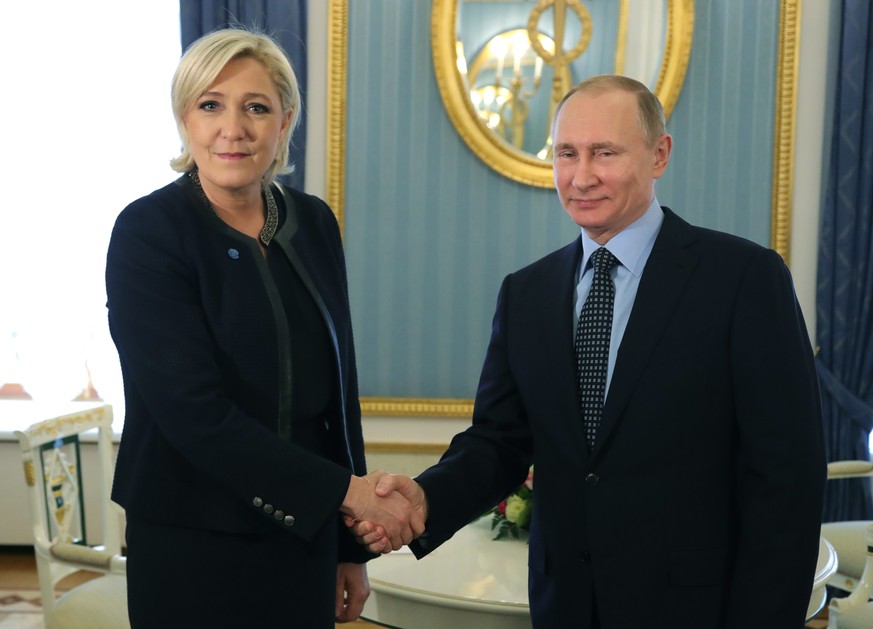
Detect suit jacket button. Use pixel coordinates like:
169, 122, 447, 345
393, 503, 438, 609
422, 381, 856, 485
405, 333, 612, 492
585, 473, 599, 486
580, 551, 591, 563
263, 504, 274, 514
284, 515, 295, 527
252, 497, 264, 507
274, 510, 284, 521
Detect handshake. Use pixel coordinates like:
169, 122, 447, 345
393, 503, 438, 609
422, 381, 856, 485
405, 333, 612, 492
341, 472, 428, 554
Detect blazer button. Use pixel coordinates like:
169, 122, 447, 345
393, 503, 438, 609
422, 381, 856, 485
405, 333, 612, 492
274, 510, 284, 521
252, 497, 264, 507
263, 504, 274, 514
284, 515, 295, 527
585, 473, 600, 486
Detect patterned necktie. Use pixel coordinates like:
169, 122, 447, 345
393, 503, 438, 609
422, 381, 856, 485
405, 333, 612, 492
575, 247, 619, 450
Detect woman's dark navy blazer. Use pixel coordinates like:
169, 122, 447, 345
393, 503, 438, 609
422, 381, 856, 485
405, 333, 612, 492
106, 175, 368, 560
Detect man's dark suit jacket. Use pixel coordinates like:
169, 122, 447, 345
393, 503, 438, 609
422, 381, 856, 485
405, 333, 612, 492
106, 177, 369, 562
412, 208, 825, 628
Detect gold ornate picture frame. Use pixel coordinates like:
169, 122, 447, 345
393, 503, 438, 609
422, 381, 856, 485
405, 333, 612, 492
430, 0, 695, 188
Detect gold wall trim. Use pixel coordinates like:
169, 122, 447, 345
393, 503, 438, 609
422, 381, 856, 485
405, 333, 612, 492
326, 0, 348, 232
653, 0, 695, 121
365, 442, 450, 454
613, 0, 629, 75
361, 397, 473, 418
771, 0, 800, 263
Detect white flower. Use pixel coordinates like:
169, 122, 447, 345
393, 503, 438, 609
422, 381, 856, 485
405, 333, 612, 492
504, 494, 531, 527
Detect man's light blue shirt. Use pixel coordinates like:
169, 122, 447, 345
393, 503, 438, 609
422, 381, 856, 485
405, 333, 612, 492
574, 197, 664, 399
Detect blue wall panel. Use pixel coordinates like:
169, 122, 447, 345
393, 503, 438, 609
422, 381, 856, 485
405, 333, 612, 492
659, 1, 778, 241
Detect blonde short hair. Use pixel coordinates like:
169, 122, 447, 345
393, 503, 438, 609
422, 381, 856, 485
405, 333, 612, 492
169, 28, 301, 183
552, 74, 666, 148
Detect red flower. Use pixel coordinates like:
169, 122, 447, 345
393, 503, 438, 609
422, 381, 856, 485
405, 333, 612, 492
482, 466, 535, 541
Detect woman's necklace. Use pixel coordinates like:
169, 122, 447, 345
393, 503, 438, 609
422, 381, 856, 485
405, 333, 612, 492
189, 170, 278, 246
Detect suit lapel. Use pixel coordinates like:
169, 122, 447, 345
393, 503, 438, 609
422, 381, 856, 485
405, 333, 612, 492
594, 208, 699, 455
534, 237, 593, 459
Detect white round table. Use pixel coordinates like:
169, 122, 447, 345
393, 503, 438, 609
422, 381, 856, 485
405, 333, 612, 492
361, 518, 531, 629
808, 535, 838, 620
362, 519, 839, 628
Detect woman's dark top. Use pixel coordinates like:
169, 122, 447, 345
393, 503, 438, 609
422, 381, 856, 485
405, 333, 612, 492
268, 205, 334, 457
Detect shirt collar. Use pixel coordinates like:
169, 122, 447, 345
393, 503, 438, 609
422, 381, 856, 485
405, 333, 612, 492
579, 197, 664, 278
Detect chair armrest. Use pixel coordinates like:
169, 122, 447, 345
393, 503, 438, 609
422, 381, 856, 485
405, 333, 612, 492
829, 523, 873, 620
822, 521, 869, 580
50, 542, 125, 573
827, 461, 873, 479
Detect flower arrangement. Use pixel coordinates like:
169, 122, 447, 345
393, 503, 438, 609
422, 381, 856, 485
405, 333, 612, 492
484, 466, 533, 540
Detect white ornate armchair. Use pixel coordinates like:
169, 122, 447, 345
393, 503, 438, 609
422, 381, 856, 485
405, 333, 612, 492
821, 460, 873, 628
14, 404, 129, 629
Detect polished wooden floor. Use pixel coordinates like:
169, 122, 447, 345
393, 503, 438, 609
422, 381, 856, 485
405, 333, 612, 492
0, 545, 382, 628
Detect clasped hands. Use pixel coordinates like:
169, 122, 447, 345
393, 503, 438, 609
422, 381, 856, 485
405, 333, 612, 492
341, 471, 428, 554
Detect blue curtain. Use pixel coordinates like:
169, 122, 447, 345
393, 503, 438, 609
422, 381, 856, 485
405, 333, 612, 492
816, 0, 873, 522
179, 0, 308, 191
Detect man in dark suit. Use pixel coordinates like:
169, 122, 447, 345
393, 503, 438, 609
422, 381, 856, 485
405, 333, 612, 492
353, 75, 825, 628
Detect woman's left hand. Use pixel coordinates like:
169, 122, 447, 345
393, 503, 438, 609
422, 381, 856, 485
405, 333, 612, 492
335, 562, 370, 622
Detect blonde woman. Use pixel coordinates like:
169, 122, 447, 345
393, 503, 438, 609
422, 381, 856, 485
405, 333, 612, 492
106, 28, 422, 627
